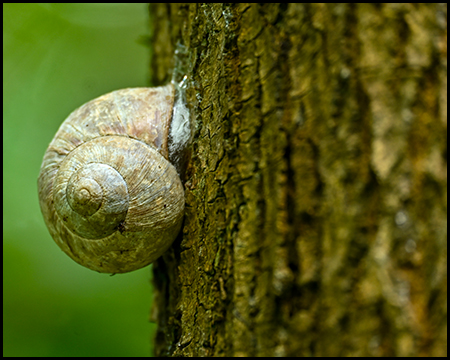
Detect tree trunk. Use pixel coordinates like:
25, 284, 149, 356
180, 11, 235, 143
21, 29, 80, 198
149, 3, 447, 357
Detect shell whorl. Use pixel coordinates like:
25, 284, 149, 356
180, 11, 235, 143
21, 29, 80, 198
38, 85, 185, 274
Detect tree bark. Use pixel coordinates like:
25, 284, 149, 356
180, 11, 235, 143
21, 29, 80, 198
149, 3, 447, 356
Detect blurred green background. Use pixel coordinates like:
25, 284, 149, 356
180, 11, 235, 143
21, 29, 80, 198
3, 3, 158, 357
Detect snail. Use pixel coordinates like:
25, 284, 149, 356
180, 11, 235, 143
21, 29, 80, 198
38, 84, 190, 274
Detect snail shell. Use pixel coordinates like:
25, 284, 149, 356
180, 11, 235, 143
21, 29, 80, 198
38, 84, 185, 274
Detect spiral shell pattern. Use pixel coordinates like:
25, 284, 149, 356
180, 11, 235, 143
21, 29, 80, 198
38, 85, 185, 273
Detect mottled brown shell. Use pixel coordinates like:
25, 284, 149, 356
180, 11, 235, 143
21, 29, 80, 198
38, 85, 185, 273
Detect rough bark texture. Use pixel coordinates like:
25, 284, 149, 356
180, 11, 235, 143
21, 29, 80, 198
149, 4, 447, 357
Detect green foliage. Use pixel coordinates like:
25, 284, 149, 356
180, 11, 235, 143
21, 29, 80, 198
3, 3, 156, 356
